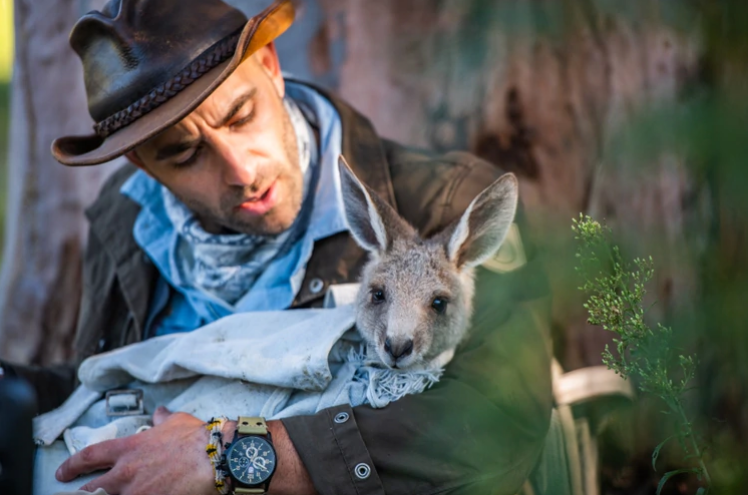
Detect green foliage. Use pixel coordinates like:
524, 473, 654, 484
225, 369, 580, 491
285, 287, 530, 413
573, 215, 711, 495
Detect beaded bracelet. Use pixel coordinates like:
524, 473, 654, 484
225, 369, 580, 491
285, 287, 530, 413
205, 416, 230, 495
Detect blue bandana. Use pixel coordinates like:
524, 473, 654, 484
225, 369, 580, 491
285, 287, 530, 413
161, 97, 316, 304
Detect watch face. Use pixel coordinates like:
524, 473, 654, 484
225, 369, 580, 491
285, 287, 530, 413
226, 435, 276, 486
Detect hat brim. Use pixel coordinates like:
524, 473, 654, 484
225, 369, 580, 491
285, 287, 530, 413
52, 0, 295, 166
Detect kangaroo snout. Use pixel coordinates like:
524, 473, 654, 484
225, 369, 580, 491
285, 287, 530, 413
384, 337, 414, 360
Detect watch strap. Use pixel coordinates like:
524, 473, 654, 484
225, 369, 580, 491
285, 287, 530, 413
237, 416, 269, 436
234, 489, 266, 494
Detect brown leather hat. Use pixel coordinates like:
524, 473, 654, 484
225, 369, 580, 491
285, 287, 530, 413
52, 0, 295, 166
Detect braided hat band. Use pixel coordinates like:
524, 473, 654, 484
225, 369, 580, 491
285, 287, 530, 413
93, 30, 242, 138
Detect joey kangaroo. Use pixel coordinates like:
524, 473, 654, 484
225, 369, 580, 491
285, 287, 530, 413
338, 156, 519, 370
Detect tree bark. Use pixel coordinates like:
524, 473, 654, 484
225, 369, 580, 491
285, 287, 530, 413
0, 0, 118, 366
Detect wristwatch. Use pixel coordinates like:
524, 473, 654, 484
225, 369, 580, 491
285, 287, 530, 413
222, 416, 277, 494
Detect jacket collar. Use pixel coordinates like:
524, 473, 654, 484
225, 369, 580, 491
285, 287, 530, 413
85, 162, 156, 340
297, 80, 397, 208
285, 80, 396, 306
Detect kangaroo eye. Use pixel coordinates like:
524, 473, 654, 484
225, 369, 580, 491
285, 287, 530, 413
431, 297, 448, 315
371, 288, 386, 304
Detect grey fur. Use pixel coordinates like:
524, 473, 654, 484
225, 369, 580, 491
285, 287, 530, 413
338, 156, 519, 370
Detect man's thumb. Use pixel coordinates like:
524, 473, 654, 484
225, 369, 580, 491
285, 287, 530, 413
152, 405, 172, 425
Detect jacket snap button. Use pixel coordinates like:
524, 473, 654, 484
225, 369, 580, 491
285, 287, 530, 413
98, 338, 107, 351
334, 412, 349, 424
354, 463, 371, 480
309, 278, 324, 294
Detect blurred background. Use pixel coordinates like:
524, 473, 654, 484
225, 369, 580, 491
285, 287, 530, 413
0, 0, 10, 245
0, 0, 746, 494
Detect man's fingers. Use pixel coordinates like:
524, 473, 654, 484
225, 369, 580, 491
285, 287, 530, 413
79, 467, 128, 495
152, 405, 172, 426
55, 439, 125, 482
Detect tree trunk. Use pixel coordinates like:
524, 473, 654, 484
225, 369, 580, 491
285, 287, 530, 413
0, 0, 118, 366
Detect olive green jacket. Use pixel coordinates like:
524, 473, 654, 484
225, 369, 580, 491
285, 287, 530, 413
8, 85, 553, 495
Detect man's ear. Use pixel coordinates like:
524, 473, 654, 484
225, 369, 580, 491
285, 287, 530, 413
125, 150, 145, 169
125, 150, 155, 179
253, 42, 284, 99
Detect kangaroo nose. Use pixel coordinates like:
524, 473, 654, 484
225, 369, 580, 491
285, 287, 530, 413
384, 337, 414, 360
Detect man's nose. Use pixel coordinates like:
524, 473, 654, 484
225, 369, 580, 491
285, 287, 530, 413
384, 337, 414, 361
213, 136, 257, 187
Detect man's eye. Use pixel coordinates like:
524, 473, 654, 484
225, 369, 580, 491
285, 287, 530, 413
231, 108, 256, 128
173, 147, 201, 169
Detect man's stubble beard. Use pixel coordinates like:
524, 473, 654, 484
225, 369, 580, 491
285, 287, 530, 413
178, 100, 302, 237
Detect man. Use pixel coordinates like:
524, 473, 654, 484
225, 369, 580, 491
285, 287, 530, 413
2, 0, 553, 494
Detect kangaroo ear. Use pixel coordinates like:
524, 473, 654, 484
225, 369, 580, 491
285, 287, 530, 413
338, 155, 414, 253
444, 173, 519, 269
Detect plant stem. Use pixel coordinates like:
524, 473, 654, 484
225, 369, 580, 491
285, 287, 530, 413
674, 401, 712, 489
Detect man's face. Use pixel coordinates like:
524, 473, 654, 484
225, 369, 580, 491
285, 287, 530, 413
129, 44, 301, 236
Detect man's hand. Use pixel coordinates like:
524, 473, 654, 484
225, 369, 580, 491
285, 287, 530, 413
55, 407, 318, 495
56, 406, 215, 495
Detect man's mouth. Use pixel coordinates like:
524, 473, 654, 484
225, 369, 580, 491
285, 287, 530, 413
234, 181, 278, 216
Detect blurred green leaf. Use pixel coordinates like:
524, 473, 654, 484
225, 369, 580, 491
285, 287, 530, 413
656, 468, 702, 495
653, 435, 675, 471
